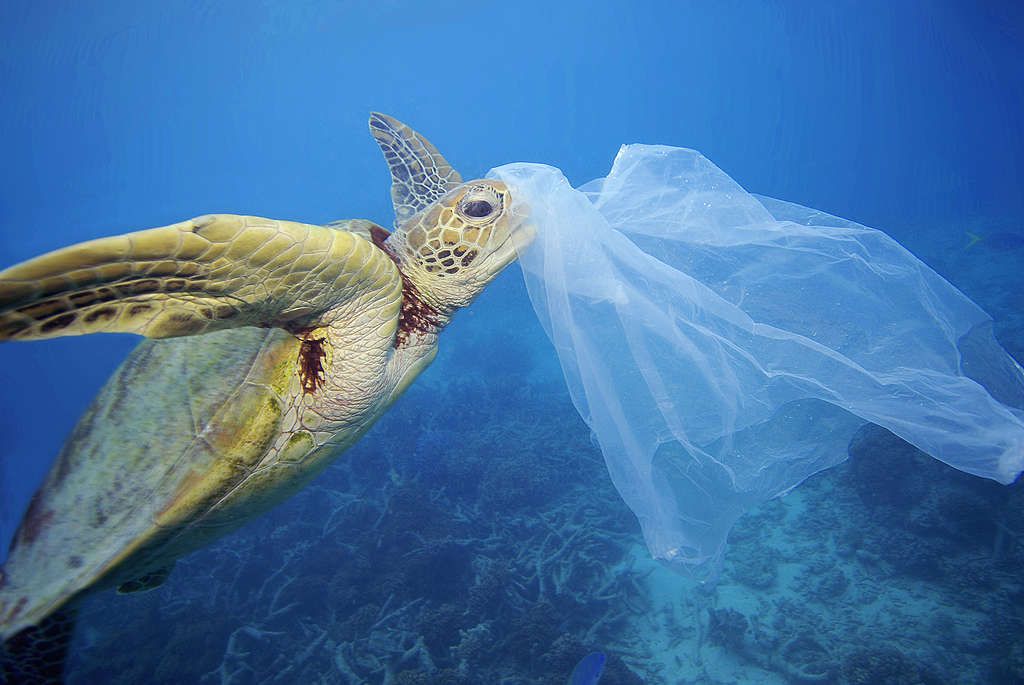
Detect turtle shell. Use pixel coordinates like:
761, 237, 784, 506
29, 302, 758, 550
0, 326, 301, 638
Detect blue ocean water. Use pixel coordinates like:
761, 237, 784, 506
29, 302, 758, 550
1, 1, 1022, 683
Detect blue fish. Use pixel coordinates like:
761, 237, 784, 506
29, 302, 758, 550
568, 651, 606, 685
965, 231, 1024, 251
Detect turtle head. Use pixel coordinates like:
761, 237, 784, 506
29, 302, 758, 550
367, 112, 533, 323
386, 179, 532, 317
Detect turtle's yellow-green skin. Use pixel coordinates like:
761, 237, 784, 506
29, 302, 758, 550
0, 113, 530, 642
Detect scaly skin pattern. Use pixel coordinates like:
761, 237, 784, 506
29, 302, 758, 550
368, 113, 463, 228
0, 220, 418, 639
0, 214, 390, 342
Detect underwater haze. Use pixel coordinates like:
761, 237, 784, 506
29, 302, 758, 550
2, 1, 1024, 683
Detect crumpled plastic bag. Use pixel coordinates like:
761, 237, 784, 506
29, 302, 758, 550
488, 144, 1024, 578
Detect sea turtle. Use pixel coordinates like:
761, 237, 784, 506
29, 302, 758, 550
0, 113, 530, 682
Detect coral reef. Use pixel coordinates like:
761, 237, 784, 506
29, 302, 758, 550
706, 608, 749, 653
839, 647, 940, 685
779, 635, 835, 684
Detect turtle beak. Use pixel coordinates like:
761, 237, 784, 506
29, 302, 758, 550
475, 185, 534, 273
506, 195, 536, 259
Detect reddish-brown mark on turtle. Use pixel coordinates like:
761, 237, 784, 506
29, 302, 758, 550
370, 226, 443, 347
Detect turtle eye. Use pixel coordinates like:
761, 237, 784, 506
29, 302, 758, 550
456, 184, 503, 223
461, 200, 493, 218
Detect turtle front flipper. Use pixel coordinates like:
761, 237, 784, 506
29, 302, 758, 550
369, 112, 463, 227
0, 214, 399, 341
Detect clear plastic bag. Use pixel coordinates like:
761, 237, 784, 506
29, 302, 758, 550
489, 145, 1024, 577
